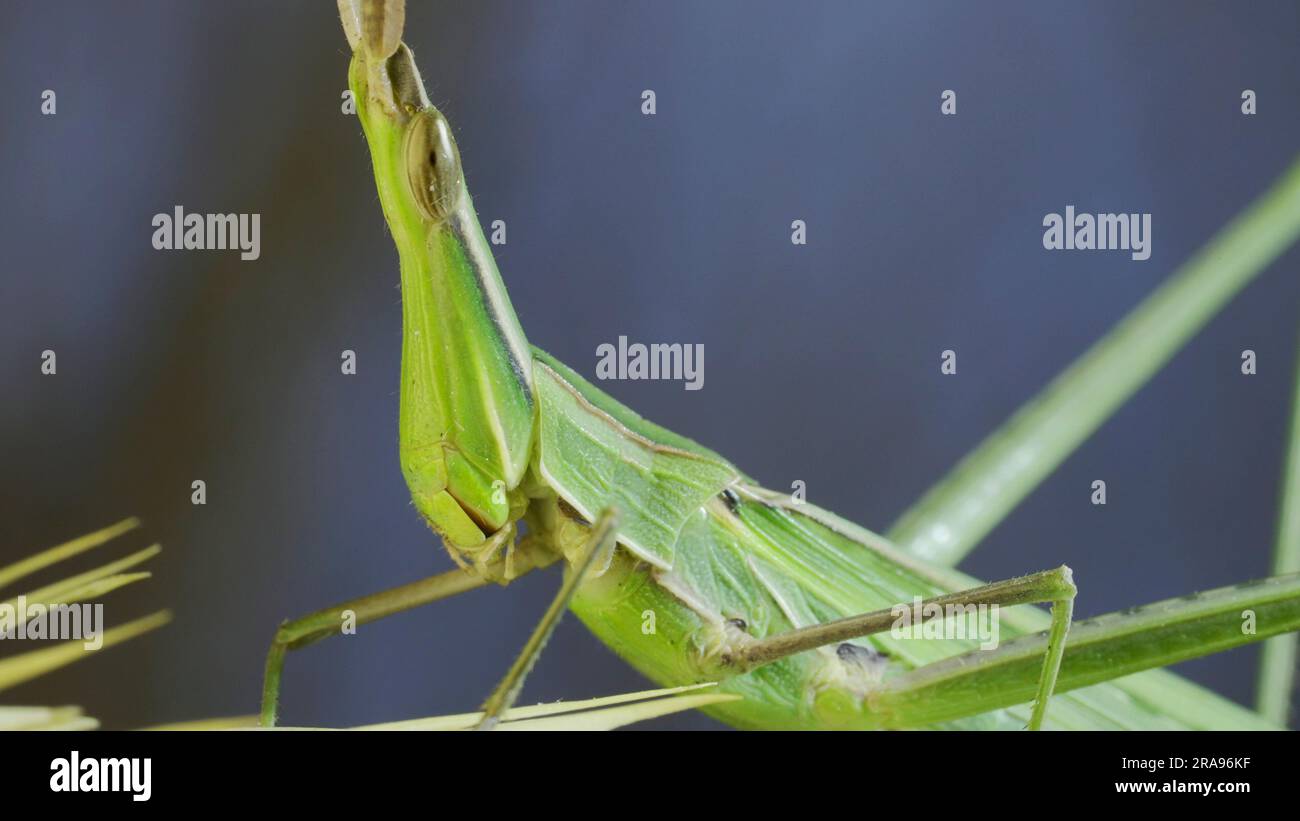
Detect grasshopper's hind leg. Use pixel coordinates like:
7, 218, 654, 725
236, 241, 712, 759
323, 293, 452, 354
722, 567, 1077, 730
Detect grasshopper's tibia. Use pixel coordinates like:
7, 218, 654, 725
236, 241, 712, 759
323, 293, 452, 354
476, 509, 621, 730
717, 567, 1077, 730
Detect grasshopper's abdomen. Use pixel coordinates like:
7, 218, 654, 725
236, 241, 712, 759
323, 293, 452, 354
564, 494, 896, 730
529, 351, 912, 728
566, 487, 1024, 730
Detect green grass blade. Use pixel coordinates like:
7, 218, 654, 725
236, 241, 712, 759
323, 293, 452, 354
243, 684, 735, 731
0, 610, 172, 693
874, 573, 1300, 728
888, 157, 1300, 566
1257, 331, 1300, 723
0, 706, 98, 731
489, 693, 742, 731
0, 518, 140, 591
2, 544, 160, 612
359, 682, 725, 729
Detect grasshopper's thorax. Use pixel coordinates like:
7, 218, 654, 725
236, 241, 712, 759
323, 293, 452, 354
348, 44, 536, 571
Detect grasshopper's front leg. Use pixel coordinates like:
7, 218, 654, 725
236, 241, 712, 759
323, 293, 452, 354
259, 543, 559, 727
260, 567, 488, 727
475, 509, 621, 730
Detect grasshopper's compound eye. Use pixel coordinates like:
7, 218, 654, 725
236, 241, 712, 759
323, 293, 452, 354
405, 109, 463, 222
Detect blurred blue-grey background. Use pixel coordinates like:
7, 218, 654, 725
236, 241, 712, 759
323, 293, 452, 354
2, 0, 1299, 729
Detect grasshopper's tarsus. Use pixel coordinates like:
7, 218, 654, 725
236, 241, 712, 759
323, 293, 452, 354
1027, 567, 1075, 730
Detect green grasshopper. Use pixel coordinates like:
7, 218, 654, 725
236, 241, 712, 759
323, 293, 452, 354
259, 1, 1300, 730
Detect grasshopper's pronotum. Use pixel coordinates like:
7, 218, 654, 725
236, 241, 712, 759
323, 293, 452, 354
259, 1, 1300, 730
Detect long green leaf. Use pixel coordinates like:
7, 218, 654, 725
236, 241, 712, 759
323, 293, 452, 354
888, 157, 1300, 566
1258, 331, 1300, 723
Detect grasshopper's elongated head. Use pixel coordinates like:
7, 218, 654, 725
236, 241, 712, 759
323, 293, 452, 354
345, 25, 536, 559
